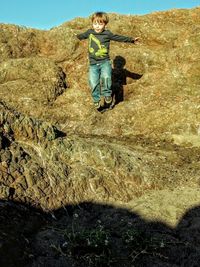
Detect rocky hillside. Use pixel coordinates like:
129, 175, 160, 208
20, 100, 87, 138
0, 7, 200, 267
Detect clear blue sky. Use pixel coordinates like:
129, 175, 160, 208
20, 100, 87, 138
1, 0, 200, 29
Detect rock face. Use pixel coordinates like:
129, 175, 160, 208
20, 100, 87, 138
0, 7, 200, 267
0, 57, 66, 114
1, 8, 200, 141
1, 100, 200, 214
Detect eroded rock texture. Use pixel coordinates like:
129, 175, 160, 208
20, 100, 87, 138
0, 8, 200, 267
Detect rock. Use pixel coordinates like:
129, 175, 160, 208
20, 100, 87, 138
1, 8, 200, 266
0, 149, 12, 163
0, 57, 67, 114
0, 101, 61, 142
0, 25, 41, 62
0, 3, 200, 242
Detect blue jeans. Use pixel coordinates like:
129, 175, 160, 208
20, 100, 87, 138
89, 60, 112, 103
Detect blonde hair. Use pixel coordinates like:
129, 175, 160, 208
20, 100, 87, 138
91, 12, 109, 25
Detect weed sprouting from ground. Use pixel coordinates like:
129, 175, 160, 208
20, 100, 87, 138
57, 222, 178, 266
62, 224, 112, 266
122, 228, 169, 262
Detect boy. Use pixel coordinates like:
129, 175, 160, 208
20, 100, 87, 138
76, 12, 139, 111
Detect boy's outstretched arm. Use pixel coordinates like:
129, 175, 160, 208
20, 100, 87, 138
108, 30, 140, 44
131, 37, 141, 44
76, 29, 90, 40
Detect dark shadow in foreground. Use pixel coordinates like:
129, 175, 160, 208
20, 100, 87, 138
112, 56, 143, 105
0, 200, 200, 267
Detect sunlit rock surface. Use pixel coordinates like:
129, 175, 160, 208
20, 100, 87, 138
0, 8, 200, 267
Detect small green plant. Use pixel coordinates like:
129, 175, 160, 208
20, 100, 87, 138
122, 228, 168, 262
63, 225, 112, 266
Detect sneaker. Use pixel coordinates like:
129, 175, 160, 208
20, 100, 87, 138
104, 96, 112, 104
94, 101, 101, 109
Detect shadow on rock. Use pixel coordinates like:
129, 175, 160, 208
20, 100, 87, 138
0, 200, 200, 267
112, 56, 143, 105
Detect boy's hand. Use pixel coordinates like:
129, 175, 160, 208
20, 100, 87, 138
132, 37, 141, 44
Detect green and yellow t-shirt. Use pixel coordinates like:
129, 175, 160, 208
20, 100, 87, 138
77, 29, 133, 65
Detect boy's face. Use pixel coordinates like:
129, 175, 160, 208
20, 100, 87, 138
92, 20, 106, 33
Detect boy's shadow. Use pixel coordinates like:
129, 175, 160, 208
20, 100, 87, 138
112, 56, 143, 105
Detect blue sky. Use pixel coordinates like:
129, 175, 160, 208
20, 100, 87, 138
1, 0, 200, 29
